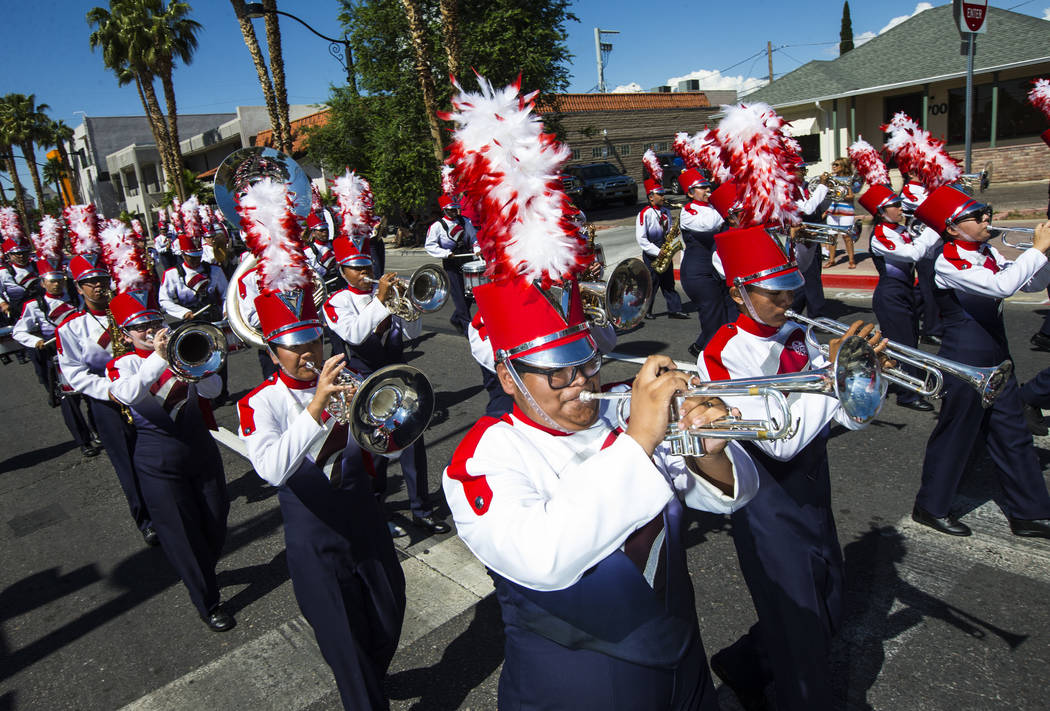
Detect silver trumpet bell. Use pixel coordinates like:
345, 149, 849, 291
579, 257, 653, 330
167, 321, 228, 382
584, 335, 885, 456
407, 264, 450, 314
794, 221, 862, 246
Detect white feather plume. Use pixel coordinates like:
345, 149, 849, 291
237, 178, 310, 293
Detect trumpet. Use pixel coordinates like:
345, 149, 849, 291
581, 336, 885, 455
793, 222, 862, 246
956, 162, 992, 195
785, 309, 1011, 407
579, 257, 653, 331
303, 360, 435, 455
166, 321, 228, 382
364, 264, 449, 322
992, 226, 1035, 250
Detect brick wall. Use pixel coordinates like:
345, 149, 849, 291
947, 141, 1050, 183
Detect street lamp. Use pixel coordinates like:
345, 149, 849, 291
240, 3, 357, 95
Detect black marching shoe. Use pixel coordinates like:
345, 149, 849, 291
688, 343, 702, 359
898, 398, 935, 412
1030, 331, 1050, 352
81, 442, 102, 458
1008, 517, 1050, 539
412, 515, 451, 535
201, 604, 236, 632
668, 311, 690, 320
911, 504, 971, 537
1023, 403, 1049, 437
709, 651, 769, 711
141, 526, 160, 547
920, 334, 943, 346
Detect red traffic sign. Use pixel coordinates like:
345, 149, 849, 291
954, 0, 988, 33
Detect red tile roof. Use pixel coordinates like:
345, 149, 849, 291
535, 93, 711, 113
255, 109, 332, 153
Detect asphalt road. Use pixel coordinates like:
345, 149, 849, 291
3, 241, 1050, 710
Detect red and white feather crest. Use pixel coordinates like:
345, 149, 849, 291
690, 128, 732, 183
880, 112, 960, 188
0, 206, 26, 243
673, 132, 700, 171
310, 183, 324, 214
847, 137, 890, 186
717, 103, 802, 227
441, 164, 457, 195
441, 74, 586, 285
100, 220, 152, 292
33, 215, 65, 263
331, 169, 379, 239
180, 196, 204, 240
642, 149, 662, 182
64, 204, 100, 256
237, 178, 310, 293
1028, 78, 1050, 121
130, 218, 145, 237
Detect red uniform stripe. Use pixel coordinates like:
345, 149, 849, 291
446, 415, 510, 516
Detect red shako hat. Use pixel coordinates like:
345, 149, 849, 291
709, 181, 741, 219
32, 215, 67, 279
237, 178, 322, 347
2, 238, 30, 255
441, 74, 594, 369
715, 226, 803, 290
914, 185, 986, 234
643, 178, 664, 196
438, 194, 461, 211
858, 184, 901, 215
678, 168, 710, 193
109, 291, 163, 329
333, 235, 372, 267
68, 254, 108, 282
306, 212, 325, 230
65, 204, 109, 282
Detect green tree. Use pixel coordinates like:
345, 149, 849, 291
840, 1, 855, 56
0, 93, 52, 227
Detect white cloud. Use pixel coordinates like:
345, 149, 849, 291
1043, 7, 1050, 20
664, 69, 768, 94
853, 31, 876, 47
612, 82, 644, 93
878, 2, 934, 35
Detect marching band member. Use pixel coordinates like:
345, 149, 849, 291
636, 175, 688, 320
322, 170, 449, 536
678, 167, 733, 358
821, 157, 861, 269
154, 209, 176, 272
57, 204, 155, 545
1, 208, 39, 356
13, 216, 99, 456
900, 173, 944, 345
159, 197, 228, 322
790, 165, 830, 318
103, 227, 233, 632
441, 75, 758, 710
910, 186, 1050, 539
425, 193, 477, 335
236, 178, 405, 709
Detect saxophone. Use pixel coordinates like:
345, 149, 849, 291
652, 214, 683, 274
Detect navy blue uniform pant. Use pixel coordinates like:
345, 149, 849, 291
720, 437, 843, 711
28, 348, 93, 445
88, 397, 151, 533
791, 244, 826, 318
915, 256, 943, 338
1022, 366, 1050, 409
134, 423, 228, 615
679, 249, 733, 350
642, 252, 683, 314
919, 371, 1050, 520
280, 444, 406, 711
374, 436, 432, 518
1037, 288, 1050, 337
872, 276, 923, 404
443, 258, 471, 334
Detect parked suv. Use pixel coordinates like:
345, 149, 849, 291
563, 162, 637, 208
559, 172, 584, 204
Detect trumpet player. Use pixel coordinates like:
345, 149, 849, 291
636, 177, 688, 320
236, 177, 405, 710
859, 184, 941, 411
910, 186, 1050, 539
698, 226, 888, 711
322, 235, 449, 536
158, 226, 228, 323
425, 194, 477, 335
105, 292, 233, 632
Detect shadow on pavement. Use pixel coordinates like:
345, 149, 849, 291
0, 441, 77, 475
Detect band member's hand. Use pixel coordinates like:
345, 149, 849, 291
152, 328, 171, 361
625, 354, 693, 457
828, 320, 888, 364
0, 302, 9, 315
677, 395, 737, 456
35, 339, 47, 350
376, 272, 398, 305
182, 310, 194, 321
308, 354, 356, 423
1032, 221, 1050, 254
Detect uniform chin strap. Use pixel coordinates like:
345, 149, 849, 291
737, 286, 772, 327
503, 358, 573, 434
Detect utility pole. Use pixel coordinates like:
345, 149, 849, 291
767, 41, 774, 84
594, 28, 619, 92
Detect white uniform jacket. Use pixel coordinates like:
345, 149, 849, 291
56, 308, 117, 401
13, 294, 78, 348
108, 350, 220, 421
159, 262, 228, 319
635, 204, 672, 258
679, 200, 723, 235
869, 223, 941, 267
899, 181, 928, 214
698, 314, 853, 461
443, 401, 758, 591
425, 217, 478, 259
792, 184, 829, 271
0, 264, 38, 305
239, 372, 348, 487
935, 240, 1050, 299
305, 241, 336, 277
322, 284, 423, 346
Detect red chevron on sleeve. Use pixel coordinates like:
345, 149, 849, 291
701, 324, 735, 381
446, 415, 509, 516
941, 242, 970, 270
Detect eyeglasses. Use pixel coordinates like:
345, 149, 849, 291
957, 205, 993, 224
514, 355, 603, 389
127, 321, 162, 333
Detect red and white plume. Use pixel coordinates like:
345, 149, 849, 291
642, 149, 662, 182
130, 218, 145, 238
441, 74, 586, 285
157, 209, 167, 232
0, 206, 26, 243
331, 169, 379, 239
310, 182, 324, 214
100, 220, 152, 292
717, 102, 803, 227
673, 132, 700, 171
690, 128, 732, 183
441, 164, 457, 195
64, 204, 101, 256
32, 215, 65, 263
1028, 78, 1050, 121
214, 207, 227, 225
881, 112, 961, 188
180, 196, 205, 239
847, 137, 890, 186
237, 178, 311, 293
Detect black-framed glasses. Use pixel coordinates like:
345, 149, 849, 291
127, 320, 163, 333
514, 355, 603, 389
957, 205, 993, 224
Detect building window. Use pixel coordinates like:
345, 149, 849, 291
992, 74, 1047, 142
794, 134, 821, 163
591, 146, 605, 158
657, 141, 668, 152
883, 92, 924, 124
948, 84, 993, 144
571, 149, 580, 160
618, 144, 631, 156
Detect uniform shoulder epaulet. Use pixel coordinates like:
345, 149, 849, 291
941, 242, 970, 270
701, 324, 736, 381
446, 415, 507, 516
237, 374, 280, 436
682, 203, 698, 216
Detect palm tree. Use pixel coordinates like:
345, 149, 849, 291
261, 0, 293, 153
0, 127, 29, 228
229, 0, 287, 153
0, 93, 52, 221
400, 0, 444, 164
439, 0, 462, 79
45, 119, 83, 204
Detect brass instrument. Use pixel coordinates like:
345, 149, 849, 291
581, 335, 884, 455
303, 360, 435, 455
785, 309, 1011, 407
579, 258, 654, 331
583, 223, 605, 280
652, 214, 682, 274
807, 174, 853, 200
993, 227, 1035, 250
956, 162, 992, 196
364, 264, 450, 322
793, 221, 862, 246
165, 321, 228, 382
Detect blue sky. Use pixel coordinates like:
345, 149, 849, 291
1, 0, 1048, 194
